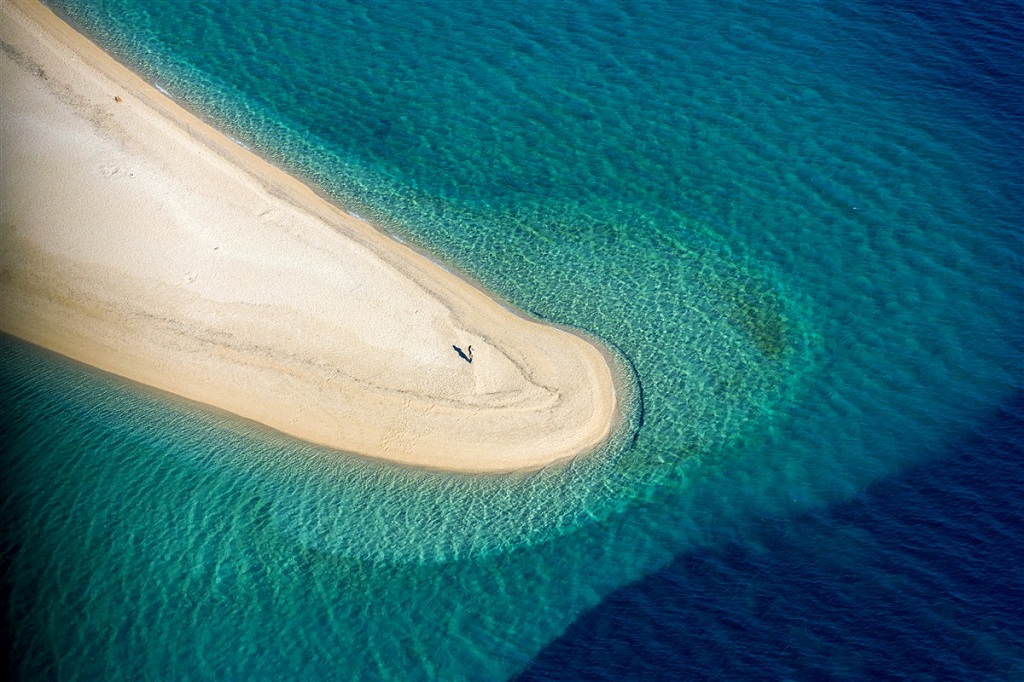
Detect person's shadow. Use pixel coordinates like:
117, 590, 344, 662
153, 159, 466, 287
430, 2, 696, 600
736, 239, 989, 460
452, 345, 473, 363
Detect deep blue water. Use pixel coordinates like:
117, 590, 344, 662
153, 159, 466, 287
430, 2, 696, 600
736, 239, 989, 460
2, 0, 1022, 678
518, 393, 1024, 681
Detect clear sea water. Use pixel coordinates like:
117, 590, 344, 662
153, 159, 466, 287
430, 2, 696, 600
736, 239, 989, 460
2, 0, 1021, 679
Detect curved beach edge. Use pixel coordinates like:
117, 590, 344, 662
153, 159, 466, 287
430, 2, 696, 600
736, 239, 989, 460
0, 0, 623, 474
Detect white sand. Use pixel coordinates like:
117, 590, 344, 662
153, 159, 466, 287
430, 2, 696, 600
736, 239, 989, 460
0, 0, 619, 473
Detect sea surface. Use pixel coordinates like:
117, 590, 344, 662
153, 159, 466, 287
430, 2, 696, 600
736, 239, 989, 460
2, 0, 1021, 679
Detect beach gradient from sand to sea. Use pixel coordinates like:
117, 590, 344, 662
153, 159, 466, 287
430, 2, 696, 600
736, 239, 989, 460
0, 0, 619, 473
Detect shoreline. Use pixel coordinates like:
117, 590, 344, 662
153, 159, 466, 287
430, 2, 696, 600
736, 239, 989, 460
0, 0, 621, 473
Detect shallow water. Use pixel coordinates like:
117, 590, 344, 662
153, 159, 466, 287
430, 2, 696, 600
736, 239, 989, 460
3, 0, 1021, 678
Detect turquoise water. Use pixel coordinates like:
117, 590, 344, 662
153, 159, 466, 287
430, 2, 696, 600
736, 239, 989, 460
3, 0, 1021, 678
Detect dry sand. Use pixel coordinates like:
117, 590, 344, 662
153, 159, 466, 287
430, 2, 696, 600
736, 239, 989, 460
0, 0, 619, 473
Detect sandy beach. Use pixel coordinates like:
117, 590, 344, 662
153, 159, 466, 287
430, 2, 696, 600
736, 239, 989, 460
0, 0, 618, 473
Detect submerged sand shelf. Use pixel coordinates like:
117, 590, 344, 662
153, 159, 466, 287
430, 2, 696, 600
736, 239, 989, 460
0, 0, 618, 473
